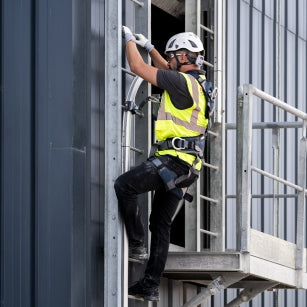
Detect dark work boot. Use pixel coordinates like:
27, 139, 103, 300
128, 278, 160, 301
128, 245, 148, 261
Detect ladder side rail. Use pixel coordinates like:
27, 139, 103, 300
207, 0, 226, 252
121, 75, 144, 307
185, 0, 202, 252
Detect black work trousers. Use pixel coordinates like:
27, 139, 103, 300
114, 155, 192, 287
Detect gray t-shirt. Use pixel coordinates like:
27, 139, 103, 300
156, 70, 194, 110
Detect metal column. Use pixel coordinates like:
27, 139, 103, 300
103, 0, 123, 306
236, 85, 253, 253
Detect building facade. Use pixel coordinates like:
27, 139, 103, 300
1, 0, 306, 306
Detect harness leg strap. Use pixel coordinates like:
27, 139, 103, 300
150, 157, 195, 202
150, 157, 183, 199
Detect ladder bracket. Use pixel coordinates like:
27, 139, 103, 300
208, 276, 225, 294
182, 273, 246, 307
225, 282, 279, 307
122, 100, 144, 117
182, 276, 225, 307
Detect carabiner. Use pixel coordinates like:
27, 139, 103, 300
211, 87, 218, 100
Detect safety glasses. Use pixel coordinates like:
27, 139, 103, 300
166, 53, 186, 62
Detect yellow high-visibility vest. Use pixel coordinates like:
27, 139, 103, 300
155, 72, 208, 169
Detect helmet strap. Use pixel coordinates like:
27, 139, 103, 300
186, 53, 196, 64
173, 53, 182, 70
174, 53, 195, 70
173, 52, 203, 70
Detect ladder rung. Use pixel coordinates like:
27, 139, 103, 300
203, 162, 219, 171
121, 67, 136, 77
199, 229, 218, 237
128, 295, 144, 301
207, 130, 219, 137
200, 194, 218, 204
130, 0, 144, 7
128, 257, 145, 264
203, 60, 214, 68
122, 145, 144, 154
200, 24, 214, 35
129, 145, 144, 154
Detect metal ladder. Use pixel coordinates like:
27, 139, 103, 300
183, 0, 225, 255
181, 1, 229, 306
121, 0, 150, 305
121, 71, 151, 307
121, 0, 226, 305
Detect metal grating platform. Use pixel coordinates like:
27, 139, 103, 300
164, 230, 307, 291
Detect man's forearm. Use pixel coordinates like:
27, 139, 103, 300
149, 49, 169, 70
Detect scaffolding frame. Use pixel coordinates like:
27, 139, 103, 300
115, 1, 307, 306
236, 84, 307, 288
166, 84, 307, 306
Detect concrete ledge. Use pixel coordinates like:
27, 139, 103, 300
165, 251, 242, 272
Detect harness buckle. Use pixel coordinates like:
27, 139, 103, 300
171, 137, 186, 150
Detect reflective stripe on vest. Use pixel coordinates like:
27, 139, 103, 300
155, 72, 208, 168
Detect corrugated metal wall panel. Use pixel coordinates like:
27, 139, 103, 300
298, 0, 307, 39
2, 0, 305, 305
223, 0, 307, 306
1, 0, 102, 306
1, 1, 34, 306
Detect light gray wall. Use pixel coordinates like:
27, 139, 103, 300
224, 0, 307, 306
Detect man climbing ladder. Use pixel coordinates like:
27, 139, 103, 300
114, 26, 209, 302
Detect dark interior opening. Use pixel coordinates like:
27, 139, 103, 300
151, 5, 186, 247
151, 5, 211, 249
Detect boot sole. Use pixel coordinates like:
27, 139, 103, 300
129, 293, 159, 302
128, 257, 145, 264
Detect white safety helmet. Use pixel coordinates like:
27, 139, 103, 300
165, 32, 204, 54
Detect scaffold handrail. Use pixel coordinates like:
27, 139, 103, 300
251, 165, 307, 194
251, 86, 307, 122
236, 84, 307, 286
225, 120, 304, 130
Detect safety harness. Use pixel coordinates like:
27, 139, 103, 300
151, 135, 206, 167
150, 135, 206, 201
186, 70, 217, 118
172, 54, 217, 118
150, 70, 217, 201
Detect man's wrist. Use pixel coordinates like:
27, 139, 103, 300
144, 41, 154, 52
125, 33, 136, 43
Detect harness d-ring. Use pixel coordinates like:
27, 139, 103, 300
171, 137, 185, 150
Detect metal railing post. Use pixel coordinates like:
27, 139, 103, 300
272, 128, 281, 237
236, 85, 253, 252
295, 131, 307, 287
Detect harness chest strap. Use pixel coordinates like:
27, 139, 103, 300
152, 135, 206, 163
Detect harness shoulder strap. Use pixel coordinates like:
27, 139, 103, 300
185, 70, 214, 119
